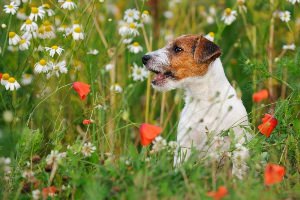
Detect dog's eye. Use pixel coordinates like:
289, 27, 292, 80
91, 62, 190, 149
173, 46, 183, 53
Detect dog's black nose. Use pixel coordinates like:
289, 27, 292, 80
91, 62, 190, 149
142, 55, 151, 65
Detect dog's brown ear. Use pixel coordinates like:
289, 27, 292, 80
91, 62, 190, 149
194, 36, 221, 63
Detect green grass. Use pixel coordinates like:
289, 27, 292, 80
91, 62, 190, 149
0, 0, 300, 199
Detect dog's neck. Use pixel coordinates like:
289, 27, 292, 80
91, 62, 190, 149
181, 58, 233, 102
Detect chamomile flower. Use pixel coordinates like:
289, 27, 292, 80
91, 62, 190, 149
222, 8, 237, 25
141, 10, 152, 24
205, 32, 215, 42
81, 142, 96, 157
42, 4, 55, 16
1, 73, 10, 86
128, 42, 143, 54
110, 84, 123, 93
20, 19, 38, 32
47, 60, 68, 77
5, 77, 21, 91
105, 63, 115, 71
123, 38, 133, 44
16, 8, 27, 20
4, 2, 19, 15
21, 73, 33, 85
45, 45, 64, 57
283, 43, 296, 50
124, 8, 140, 23
61, 0, 77, 10
164, 11, 174, 19
118, 21, 140, 37
279, 11, 291, 22
29, 6, 45, 21
288, 0, 300, 4
237, 0, 247, 13
34, 59, 49, 73
46, 150, 66, 165
18, 38, 30, 51
38, 21, 56, 39
87, 49, 99, 55
131, 63, 148, 81
8, 32, 21, 45
72, 25, 84, 40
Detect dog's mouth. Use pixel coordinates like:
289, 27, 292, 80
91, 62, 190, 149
147, 67, 175, 85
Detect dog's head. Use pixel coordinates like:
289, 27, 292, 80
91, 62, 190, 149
142, 35, 221, 91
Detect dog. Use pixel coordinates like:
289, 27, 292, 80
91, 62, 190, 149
142, 34, 251, 179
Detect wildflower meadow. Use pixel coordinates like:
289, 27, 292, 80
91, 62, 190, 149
0, 0, 300, 199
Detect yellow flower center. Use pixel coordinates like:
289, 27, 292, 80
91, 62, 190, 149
39, 59, 47, 66
19, 39, 26, 44
38, 27, 45, 34
8, 77, 16, 83
9, 32, 16, 38
25, 19, 32, 25
209, 32, 215, 37
43, 21, 51, 26
133, 42, 139, 47
237, 0, 244, 5
143, 10, 149, 15
74, 27, 81, 33
225, 8, 232, 16
2, 73, 10, 80
43, 4, 50, 9
128, 12, 134, 17
8, 5, 14, 9
31, 7, 38, 14
24, 74, 31, 78
66, 0, 72, 2
45, 26, 52, 32
129, 23, 136, 29
52, 45, 58, 50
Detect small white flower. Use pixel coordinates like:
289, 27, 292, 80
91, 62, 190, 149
72, 25, 84, 40
110, 84, 123, 93
283, 43, 296, 50
46, 150, 66, 165
61, 0, 77, 10
37, 21, 56, 39
42, 4, 55, 16
20, 19, 38, 32
22, 31, 37, 41
4, 2, 19, 15
17, 8, 27, 20
151, 136, 167, 153
123, 38, 133, 44
45, 45, 64, 57
18, 38, 30, 51
131, 63, 148, 81
287, 0, 300, 4
118, 21, 140, 37
29, 6, 45, 21
32, 190, 40, 200
34, 59, 50, 73
141, 10, 152, 24
124, 9, 140, 23
1, 73, 10, 86
279, 11, 291, 22
105, 63, 115, 71
48, 60, 68, 77
164, 11, 174, 19
222, 8, 237, 25
21, 74, 33, 85
81, 142, 96, 157
8, 32, 21, 45
204, 32, 215, 42
87, 49, 99, 55
5, 77, 21, 91
128, 42, 143, 54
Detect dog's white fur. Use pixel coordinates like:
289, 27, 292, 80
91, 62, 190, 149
145, 39, 251, 179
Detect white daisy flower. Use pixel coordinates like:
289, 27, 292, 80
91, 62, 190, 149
61, 0, 77, 10
110, 84, 123, 93
128, 42, 143, 54
48, 60, 68, 77
123, 38, 133, 44
221, 8, 237, 25
8, 32, 21, 45
81, 142, 96, 157
21, 73, 33, 85
131, 63, 148, 81
46, 150, 66, 165
204, 32, 215, 42
29, 6, 45, 21
34, 59, 50, 73
20, 19, 38, 32
283, 43, 296, 50
16, 8, 27, 20
1, 73, 10, 86
288, 0, 300, 4
279, 11, 291, 22
5, 77, 21, 91
45, 45, 64, 57
72, 25, 84, 40
22, 31, 37, 41
37, 21, 56, 39
124, 8, 140, 23
4, 2, 19, 15
87, 49, 99, 55
118, 21, 140, 37
42, 4, 55, 16
18, 38, 30, 51
141, 10, 152, 24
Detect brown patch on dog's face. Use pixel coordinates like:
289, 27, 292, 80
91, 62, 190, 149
166, 35, 221, 80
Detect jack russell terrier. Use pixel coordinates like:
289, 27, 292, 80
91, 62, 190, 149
142, 35, 252, 179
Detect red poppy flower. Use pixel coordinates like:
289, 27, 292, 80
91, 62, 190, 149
72, 82, 90, 100
264, 163, 285, 185
258, 114, 278, 137
83, 119, 93, 125
139, 123, 162, 146
253, 89, 269, 103
207, 186, 228, 200
42, 186, 57, 199
0, 73, 2, 80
